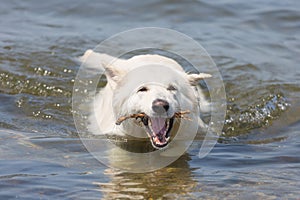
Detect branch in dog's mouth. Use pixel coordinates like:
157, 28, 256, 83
115, 111, 191, 149
115, 111, 191, 125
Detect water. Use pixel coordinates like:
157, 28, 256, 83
1, 0, 300, 199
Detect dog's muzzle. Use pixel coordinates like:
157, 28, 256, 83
115, 97, 190, 149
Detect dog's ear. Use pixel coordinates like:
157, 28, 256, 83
187, 73, 211, 86
79, 50, 126, 87
104, 65, 125, 86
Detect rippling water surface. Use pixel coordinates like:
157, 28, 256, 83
1, 0, 300, 199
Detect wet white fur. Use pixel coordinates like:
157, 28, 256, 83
79, 50, 210, 138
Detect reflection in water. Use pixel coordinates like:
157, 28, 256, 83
2, 128, 300, 199
93, 154, 197, 200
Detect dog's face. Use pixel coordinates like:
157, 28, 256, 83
105, 63, 210, 149
125, 82, 180, 148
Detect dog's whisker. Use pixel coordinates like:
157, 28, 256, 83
115, 110, 191, 125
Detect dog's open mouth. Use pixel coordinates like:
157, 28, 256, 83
141, 115, 174, 148
115, 111, 190, 149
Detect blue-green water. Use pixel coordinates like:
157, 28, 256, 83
0, 0, 300, 199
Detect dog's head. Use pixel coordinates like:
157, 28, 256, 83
103, 57, 210, 149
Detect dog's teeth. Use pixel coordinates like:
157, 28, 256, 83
148, 120, 155, 134
164, 119, 169, 134
166, 119, 169, 129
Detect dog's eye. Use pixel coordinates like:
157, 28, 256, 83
137, 86, 149, 92
167, 85, 177, 91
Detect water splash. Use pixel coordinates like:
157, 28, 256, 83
223, 93, 290, 138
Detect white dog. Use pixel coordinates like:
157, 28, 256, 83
80, 50, 211, 149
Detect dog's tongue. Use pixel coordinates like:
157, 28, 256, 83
150, 117, 166, 134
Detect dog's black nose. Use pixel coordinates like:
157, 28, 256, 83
152, 99, 169, 114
